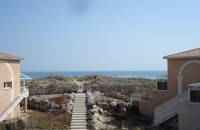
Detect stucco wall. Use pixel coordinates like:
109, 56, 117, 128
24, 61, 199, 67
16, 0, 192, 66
168, 59, 200, 96
0, 60, 21, 120
179, 102, 200, 130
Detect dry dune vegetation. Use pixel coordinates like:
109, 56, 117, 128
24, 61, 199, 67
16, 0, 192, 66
29, 76, 155, 99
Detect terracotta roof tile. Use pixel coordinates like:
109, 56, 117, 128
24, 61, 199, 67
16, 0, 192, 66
164, 48, 200, 59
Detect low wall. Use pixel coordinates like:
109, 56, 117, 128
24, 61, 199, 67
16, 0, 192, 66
139, 100, 154, 117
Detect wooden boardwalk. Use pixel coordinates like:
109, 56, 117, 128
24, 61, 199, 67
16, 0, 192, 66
70, 93, 87, 130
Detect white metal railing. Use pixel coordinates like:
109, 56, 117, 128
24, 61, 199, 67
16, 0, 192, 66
21, 86, 29, 98
153, 96, 178, 126
0, 87, 29, 122
0, 96, 23, 122
153, 90, 188, 126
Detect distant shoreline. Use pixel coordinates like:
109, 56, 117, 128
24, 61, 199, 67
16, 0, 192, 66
22, 71, 166, 79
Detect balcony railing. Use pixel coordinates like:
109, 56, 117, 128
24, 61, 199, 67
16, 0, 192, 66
21, 86, 29, 98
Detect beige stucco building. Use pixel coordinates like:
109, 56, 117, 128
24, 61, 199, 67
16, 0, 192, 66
139, 48, 200, 130
0, 53, 29, 122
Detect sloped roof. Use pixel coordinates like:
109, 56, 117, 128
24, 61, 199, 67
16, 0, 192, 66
164, 48, 200, 59
0, 53, 22, 61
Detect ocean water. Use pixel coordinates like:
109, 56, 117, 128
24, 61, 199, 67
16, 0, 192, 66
23, 71, 166, 79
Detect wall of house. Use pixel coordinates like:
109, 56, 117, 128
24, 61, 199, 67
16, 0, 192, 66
152, 58, 200, 107
139, 58, 200, 117
179, 102, 200, 130
0, 60, 21, 120
168, 58, 200, 96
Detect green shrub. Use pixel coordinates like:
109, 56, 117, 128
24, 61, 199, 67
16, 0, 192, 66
5, 123, 12, 130
35, 124, 49, 129
16, 119, 25, 130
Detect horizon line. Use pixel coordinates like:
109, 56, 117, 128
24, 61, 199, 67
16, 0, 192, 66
22, 70, 167, 72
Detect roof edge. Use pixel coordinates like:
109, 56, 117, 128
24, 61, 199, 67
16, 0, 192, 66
163, 48, 200, 60
164, 56, 200, 60
0, 52, 23, 61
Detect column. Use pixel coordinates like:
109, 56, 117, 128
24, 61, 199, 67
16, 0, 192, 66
177, 75, 183, 96
24, 97, 28, 113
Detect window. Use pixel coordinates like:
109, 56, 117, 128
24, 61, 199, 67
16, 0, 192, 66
4, 81, 12, 89
190, 89, 200, 103
157, 81, 168, 90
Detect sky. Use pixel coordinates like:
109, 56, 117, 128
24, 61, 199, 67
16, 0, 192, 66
0, 0, 200, 71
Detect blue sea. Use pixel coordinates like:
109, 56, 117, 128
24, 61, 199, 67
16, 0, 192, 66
23, 71, 166, 79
